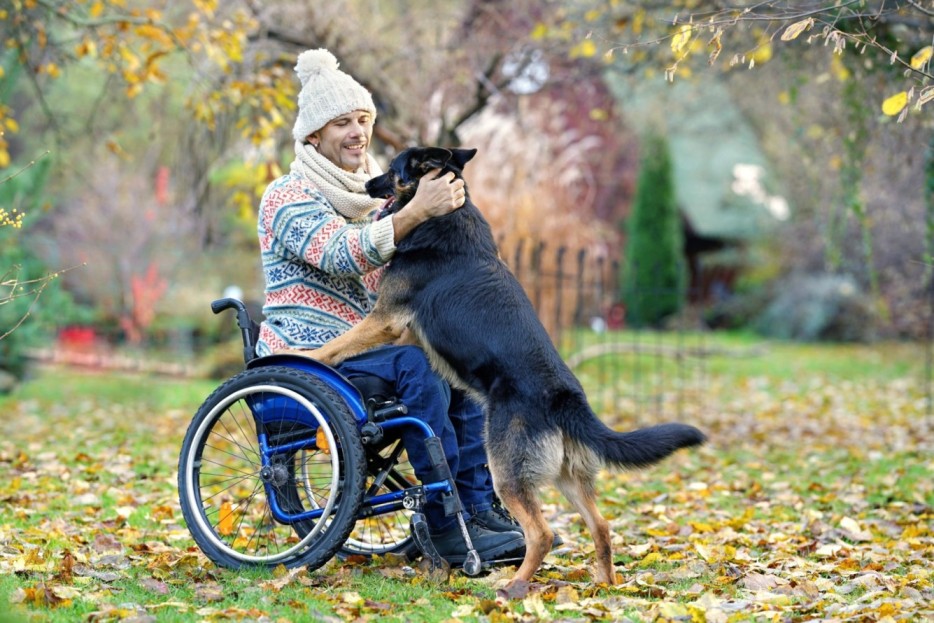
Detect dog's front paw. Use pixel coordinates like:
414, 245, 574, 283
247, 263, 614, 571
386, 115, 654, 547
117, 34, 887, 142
302, 348, 324, 362
305, 347, 342, 366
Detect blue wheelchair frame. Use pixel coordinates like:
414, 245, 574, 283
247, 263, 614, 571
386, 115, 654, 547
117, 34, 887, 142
211, 297, 482, 574
245, 353, 454, 525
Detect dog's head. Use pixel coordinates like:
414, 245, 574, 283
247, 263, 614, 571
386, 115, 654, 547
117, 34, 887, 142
366, 147, 477, 214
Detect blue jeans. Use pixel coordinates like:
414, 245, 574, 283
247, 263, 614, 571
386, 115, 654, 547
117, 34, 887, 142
336, 345, 493, 531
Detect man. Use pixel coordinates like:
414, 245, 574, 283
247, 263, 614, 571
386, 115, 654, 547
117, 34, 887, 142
255, 48, 524, 565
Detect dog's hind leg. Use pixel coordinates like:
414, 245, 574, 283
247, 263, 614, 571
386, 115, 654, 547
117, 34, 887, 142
556, 469, 615, 585
488, 436, 558, 588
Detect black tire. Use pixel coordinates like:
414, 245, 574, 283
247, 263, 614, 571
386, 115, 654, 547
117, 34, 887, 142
340, 437, 416, 558
177, 366, 366, 570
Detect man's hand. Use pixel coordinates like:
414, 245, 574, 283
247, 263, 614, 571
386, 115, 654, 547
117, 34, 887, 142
391, 169, 466, 243
411, 168, 466, 217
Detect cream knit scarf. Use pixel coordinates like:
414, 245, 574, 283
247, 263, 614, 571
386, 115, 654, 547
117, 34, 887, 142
290, 141, 384, 220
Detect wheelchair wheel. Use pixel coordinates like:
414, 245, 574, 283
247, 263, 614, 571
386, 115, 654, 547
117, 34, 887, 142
178, 366, 366, 569
340, 437, 416, 558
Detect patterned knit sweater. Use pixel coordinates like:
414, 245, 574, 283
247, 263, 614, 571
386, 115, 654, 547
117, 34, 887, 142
255, 172, 396, 355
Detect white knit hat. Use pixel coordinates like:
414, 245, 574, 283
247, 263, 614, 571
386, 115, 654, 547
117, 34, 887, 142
292, 49, 377, 142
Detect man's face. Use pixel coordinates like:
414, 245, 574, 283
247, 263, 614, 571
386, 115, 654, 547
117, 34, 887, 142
310, 110, 374, 173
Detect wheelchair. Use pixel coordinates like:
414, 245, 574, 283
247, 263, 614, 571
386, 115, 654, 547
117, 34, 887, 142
177, 298, 485, 575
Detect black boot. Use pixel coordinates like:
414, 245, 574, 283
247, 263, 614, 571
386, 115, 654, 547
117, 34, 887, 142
430, 519, 524, 566
473, 501, 564, 549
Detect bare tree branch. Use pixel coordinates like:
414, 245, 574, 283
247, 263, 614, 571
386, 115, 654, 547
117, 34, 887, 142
907, 0, 934, 18
0, 151, 50, 186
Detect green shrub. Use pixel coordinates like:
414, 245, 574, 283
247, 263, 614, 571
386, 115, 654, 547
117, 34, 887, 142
621, 131, 686, 327
753, 273, 875, 342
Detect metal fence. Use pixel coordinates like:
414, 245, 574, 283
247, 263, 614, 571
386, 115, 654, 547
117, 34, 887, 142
503, 238, 934, 420
504, 239, 707, 422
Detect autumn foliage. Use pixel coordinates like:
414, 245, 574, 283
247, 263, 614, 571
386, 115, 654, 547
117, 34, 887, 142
1, 351, 931, 619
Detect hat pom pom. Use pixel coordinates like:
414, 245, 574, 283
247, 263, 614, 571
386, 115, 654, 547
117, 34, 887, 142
295, 49, 340, 84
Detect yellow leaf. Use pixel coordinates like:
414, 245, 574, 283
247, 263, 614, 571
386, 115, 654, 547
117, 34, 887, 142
119, 46, 140, 71
881, 91, 908, 116
530, 22, 548, 41
341, 591, 363, 605
831, 54, 850, 81
629, 9, 645, 36
589, 108, 608, 121
671, 24, 692, 55
316, 427, 330, 453
217, 501, 235, 536
751, 42, 772, 64
911, 46, 932, 70
657, 603, 690, 619
105, 139, 126, 158
694, 543, 713, 561
781, 18, 813, 41
571, 39, 597, 58
689, 521, 716, 532
89, 1, 104, 17
638, 552, 662, 567
522, 594, 548, 619
75, 39, 97, 58
135, 24, 174, 48
194, 0, 218, 16
5, 117, 19, 132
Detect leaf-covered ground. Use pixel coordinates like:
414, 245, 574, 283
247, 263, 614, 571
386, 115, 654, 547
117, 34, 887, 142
0, 361, 932, 622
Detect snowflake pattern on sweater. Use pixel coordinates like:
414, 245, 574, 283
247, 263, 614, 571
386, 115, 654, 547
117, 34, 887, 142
256, 173, 394, 355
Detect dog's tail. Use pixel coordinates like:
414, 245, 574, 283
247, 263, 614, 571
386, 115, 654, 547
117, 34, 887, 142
577, 417, 706, 469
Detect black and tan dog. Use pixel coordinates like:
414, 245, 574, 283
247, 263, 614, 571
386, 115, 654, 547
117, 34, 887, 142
305, 147, 706, 588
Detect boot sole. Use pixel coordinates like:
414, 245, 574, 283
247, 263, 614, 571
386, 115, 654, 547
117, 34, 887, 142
438, 535, 525, 566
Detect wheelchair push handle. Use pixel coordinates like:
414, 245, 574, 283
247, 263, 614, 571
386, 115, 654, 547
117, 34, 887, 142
212, 297, 258, 363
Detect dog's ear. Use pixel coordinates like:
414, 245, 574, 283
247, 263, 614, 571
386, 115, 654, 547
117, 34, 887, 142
411, 147, 453, 175
449, 148, 477, 169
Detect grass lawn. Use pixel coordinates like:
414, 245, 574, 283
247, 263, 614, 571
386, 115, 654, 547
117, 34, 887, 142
0, 334, 931, 622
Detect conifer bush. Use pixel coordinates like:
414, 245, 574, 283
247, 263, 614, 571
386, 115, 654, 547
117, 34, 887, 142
621, 132, 685, 327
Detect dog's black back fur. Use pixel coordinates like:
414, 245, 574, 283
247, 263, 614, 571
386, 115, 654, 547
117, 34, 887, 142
366, 147, 705, 469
